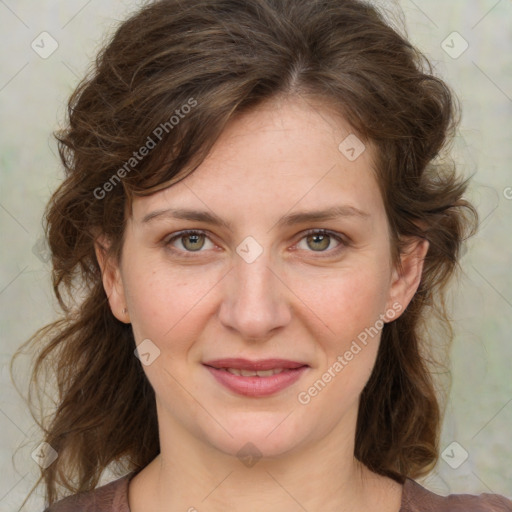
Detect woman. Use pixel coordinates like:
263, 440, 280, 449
12, 0, 511, 510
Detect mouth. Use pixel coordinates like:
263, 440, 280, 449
202, 358, 309, 397
218, 367, 288, 377
203, 358, 308, 371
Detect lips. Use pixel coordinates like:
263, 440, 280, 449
203, 358, 309, 397
203, 358, 308, 371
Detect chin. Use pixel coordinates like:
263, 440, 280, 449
200, 411, 312, 462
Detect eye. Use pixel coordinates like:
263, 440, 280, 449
164, 230, 214, 253
294, 229, 347, 256
163, 228, 348, 257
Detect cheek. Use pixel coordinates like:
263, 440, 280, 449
295, 268, 389, 417
295, 262, 391, 342
123, 259, 217, 345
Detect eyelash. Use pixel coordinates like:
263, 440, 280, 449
163, 229, 348, 258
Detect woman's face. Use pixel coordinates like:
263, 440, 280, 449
101, 95, 426, 460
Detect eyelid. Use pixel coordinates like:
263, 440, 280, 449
163, 228, 348, 257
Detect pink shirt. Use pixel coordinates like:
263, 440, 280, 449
43, 472, 512, 511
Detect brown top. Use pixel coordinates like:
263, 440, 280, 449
43, 472, 512, 511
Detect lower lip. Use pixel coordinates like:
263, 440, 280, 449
204, 365, 308, 397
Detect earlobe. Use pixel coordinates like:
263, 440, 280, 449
94, 235, 130, 323
385, 237, 429, 320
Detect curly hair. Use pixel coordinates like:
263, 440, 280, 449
11, 0, 478, 508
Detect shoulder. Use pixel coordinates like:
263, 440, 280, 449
401, 478, 512, 512
42, 472, 135, 512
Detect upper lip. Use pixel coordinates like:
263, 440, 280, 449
203, 358, 308, 371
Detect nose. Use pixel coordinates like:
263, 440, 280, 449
218, 251, 292, 342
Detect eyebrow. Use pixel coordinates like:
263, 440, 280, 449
141, 205, 370, 230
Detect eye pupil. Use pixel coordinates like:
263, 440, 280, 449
307, 233, 330, 251
183, 234, 204, 251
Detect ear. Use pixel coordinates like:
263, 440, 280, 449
94, 234, 130, 323
385, 236, 429, 321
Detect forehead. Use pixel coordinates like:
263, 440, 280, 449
132, 96, 383, 223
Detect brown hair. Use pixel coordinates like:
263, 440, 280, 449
11, 0, 478, 508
